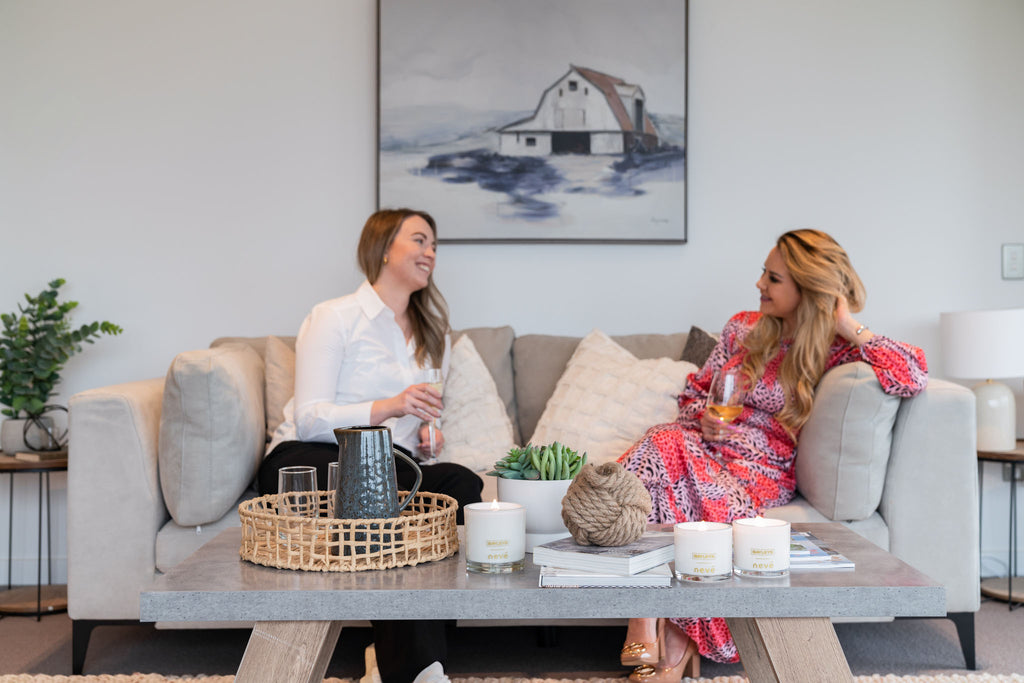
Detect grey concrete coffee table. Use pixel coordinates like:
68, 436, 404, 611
140, 522, 944, 683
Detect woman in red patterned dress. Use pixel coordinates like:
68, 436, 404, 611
617, 229, 928, 682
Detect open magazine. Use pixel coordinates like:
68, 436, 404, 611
790, 530, 855, 570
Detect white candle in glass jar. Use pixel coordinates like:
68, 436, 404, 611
732, 516, 790, 577
464, 501, 526, 573
674, 521, 733, 581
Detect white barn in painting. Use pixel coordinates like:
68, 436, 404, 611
498, 65, 660, 156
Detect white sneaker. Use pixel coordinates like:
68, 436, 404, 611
411, 661, 451, 683
358, 644, 382, 683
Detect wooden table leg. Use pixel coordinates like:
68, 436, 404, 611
727, 617, 853, 683
236, 620, 343, 683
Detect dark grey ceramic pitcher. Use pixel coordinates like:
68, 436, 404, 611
333, 425, 422, 519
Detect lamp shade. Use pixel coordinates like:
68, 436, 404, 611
939, 308, 1024, 379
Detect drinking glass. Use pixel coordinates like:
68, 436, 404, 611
417, 367, 443, 459
706, 368, 746, 426
326, 461, 339, 518
277, 465, 319, 519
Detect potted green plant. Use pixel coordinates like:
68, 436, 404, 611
0, 278, 122, 453
487, 442, 587, 547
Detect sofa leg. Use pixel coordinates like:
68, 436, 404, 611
72, 619, 139, 674
947, 612, 976, 670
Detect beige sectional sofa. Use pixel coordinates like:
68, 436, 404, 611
66, 325, 980, 673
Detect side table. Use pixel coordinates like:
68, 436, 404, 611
977, 440, 1024, 610
0, 452, 68, 620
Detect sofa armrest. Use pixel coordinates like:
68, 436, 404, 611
881, 378, 979, 613
67, 377, 169, 620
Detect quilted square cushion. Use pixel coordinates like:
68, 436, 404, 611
529, 329, 697, 466
159, 343, 266, 526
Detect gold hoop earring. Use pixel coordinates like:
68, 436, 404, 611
382, 255, 389, 265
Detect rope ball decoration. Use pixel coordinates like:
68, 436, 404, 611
561, 462, 652, 547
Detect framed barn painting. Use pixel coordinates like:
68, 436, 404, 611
377, 0, 688, 244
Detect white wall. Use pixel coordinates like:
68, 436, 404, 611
1, 0, 1022, 584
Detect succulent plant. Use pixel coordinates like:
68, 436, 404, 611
486, 442, 587, 480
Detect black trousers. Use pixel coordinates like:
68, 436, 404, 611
258, 440, 483, 682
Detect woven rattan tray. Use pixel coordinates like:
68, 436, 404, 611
238, 490, 458, 571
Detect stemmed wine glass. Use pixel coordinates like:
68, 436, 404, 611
706, 368, 746, 427
417, 367, 443, 459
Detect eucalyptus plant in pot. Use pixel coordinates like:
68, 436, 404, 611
487, 442, 587, 547
0, 279, 122, 454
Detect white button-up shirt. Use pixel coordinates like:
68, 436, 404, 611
268, 280, 450, 454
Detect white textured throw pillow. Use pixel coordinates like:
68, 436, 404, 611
438, 335, 517, 472
530, 329, 697, 466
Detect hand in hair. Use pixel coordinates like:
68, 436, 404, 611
834, 295, 874, 346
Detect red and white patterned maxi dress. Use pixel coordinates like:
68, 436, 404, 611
617, 311, 928, 663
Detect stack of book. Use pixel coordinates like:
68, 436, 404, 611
532, 530, 675, 588
12, 449, 67, 463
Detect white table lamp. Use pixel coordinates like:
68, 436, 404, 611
940, 308, 1024, 451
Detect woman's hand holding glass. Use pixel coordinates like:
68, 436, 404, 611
415, 368, 443, 459
703, 368, 746, 442
375, 372, 444, 457
418, 422, 445, 458
386, 381, 443, 421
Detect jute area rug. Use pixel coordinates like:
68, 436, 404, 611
0, 674, 1021, 682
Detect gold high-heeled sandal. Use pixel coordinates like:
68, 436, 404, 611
620, 639, 659, 667
621, 619, 660, 667
628, 622, 700, 683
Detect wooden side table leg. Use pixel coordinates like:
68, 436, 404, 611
236, 620, 342, 683
727, 617, 853, 683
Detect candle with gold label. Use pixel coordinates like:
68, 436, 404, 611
465, 501, 526, 573
732, 516, 790, 577
674, 521, 732, 581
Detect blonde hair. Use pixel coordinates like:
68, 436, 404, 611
357, 208, 449, 368
740, 229, 865, 435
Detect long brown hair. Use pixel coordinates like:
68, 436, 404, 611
740, 229, 865, 435
357, 208, 449, 368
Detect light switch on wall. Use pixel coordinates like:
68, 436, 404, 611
1002, 244, 1024, 279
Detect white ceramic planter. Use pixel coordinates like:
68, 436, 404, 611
495, 477, 573, 550
1, 417, 56, 454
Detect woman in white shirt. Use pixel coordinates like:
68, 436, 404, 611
257, 208, 481, 683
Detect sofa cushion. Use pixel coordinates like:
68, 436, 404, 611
513, 331, 687, 444
155, 489, 252, 572
529, 329, 697, 465
263, 335, 296, 442
159, 344, 266, 526
681, 325, 718, 367
454, 326, 518, 444
438, 335, 517, 472
796, 362, 901, 521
